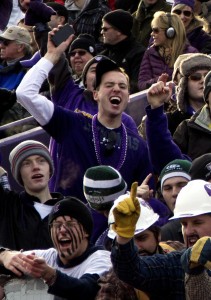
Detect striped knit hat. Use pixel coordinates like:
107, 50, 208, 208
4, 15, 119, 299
159, 159, 191, 191
9, 140, 54, 186
83, 165, 127, 211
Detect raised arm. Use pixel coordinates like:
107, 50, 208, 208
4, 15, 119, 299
16, 30, 74, 126
145, 81, 190, 174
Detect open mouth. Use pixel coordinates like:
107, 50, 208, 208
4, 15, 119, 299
187, 235, 199, 247
59, 239, 71, 247
110, 96, 121, 105
32, 174, 43, 179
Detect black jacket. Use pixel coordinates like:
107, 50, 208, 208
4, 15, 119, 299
101, 36, 146, 93
0, 186, 63, 251
173, 105, 211, 160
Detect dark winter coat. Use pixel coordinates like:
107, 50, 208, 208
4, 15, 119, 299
138, 44, 198, 91
0, 186, 63, 251
166, 109, 194, 136
0, 0, 12, 31
101, 35, 146, 93
72, 0, 110, 46
132, 0, 171, 47
173, 105, 211, 160
187, 26, 211, 54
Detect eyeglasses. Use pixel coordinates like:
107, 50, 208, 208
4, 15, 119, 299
0, 39, 13, 46
173, 9, 192, 17
188, 72, 208, 81
101, 27, 112, 32
69, 50, 87, 57
151, 27, 165, 34
50, 221, 78, 230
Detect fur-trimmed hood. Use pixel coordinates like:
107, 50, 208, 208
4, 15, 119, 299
176, 53, 211, 112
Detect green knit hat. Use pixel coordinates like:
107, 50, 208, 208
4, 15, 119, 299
159, 159, 191, 190
83, 165, 127, 211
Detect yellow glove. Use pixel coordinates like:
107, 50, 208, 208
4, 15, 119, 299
190, 236, 211, 269
112, 182, 140, 238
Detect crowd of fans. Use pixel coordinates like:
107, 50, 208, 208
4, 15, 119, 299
0, 0, 211, 299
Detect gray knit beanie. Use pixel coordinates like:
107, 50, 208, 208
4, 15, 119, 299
9, 140, 54, 186
176, 54, 211, 112
83, 165, 127, 211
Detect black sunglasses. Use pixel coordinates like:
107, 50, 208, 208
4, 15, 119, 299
173, 9, 192, 17
151, 27, 165, 34
0, 39, 13, 46
101, 27, 113, 32
69, 50, 87, 57
189, 72, 208, 81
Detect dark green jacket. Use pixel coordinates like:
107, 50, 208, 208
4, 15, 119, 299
132, 0, 171, 47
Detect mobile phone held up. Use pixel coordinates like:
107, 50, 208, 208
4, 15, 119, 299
51, 24, 75, 47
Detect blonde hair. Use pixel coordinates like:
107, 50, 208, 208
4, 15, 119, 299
172, 4, 209, 33
152, 11, 187, 67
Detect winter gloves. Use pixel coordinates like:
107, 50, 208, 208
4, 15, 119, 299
181, 236, 211, 274
112, 182, 140, 238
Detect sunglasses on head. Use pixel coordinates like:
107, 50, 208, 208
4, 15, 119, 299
69, 50, 87, 57
188, 72, 208, 81
173, 9, 192, 17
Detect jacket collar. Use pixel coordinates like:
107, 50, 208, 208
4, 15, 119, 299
20, 191, 64, 206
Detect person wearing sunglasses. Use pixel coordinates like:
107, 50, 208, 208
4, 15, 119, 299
138, 11, 198, 91
0, 25, 32, 89
172, 0, 211, 54
16, 28, 154, 199
164, 53, 211, 137
0, 25, 34, 136
100, 9, 146, 94
132, 0, 171, 48
173, 69, 211, 160
142, 54, 211, 180
67, 33, 97, 86
16, 3, 139, 249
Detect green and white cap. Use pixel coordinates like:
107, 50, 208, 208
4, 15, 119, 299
83, 165, 127, 211
159, 159, 191, 191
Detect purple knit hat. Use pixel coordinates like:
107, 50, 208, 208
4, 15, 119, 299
172, 0, 194, 10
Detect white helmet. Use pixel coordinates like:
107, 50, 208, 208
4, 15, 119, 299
170, 179, 211, 219
108, 194, 159, 239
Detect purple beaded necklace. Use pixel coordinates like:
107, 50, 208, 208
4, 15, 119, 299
92, 114, 128, 170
